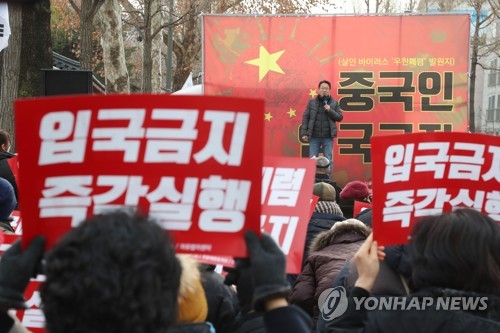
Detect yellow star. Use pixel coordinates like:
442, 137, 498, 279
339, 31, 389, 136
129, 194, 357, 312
264, 112, 273, 122
245, 46, 285, 81
309, 89, 318, 99
287, 108, 296, 118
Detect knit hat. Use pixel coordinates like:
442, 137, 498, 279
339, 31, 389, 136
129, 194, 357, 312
0, 178, 16, 221
340, 181, 371, 201
177, 255, 208, 324
313, 182, 336, 202
315, 156, 331, 169
314, 201, 344, 216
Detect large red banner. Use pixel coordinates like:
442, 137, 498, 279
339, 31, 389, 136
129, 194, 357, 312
203, 15, 470, 186
371, 132, 499, 246
15, 95, 264, 257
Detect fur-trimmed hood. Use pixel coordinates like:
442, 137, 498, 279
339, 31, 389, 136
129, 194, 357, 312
309, 218, 371, 252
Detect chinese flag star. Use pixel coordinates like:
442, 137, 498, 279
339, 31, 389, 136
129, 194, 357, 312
287, 108, 297, 118
245, 45, 285, 81
264, 112, 273, 122
309, 89, 318, 99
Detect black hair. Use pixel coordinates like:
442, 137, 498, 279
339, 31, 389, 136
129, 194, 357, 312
41, 210, 181, 333
410, 208, 500, 295
317, 80, 331, 89
0, 130, 10, 149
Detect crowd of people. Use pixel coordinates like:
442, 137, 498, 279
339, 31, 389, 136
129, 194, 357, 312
0, 118, 499, 333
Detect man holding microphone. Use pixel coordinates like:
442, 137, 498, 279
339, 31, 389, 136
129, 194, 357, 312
300, 80, 343, 168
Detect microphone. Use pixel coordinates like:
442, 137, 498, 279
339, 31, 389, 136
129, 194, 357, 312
323, 99, 328, 106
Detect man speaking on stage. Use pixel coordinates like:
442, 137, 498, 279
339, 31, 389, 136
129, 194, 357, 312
300, 80, 343, 167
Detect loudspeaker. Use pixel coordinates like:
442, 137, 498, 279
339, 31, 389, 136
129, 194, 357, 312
42, 69, 93, 96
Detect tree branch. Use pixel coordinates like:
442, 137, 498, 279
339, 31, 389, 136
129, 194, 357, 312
151, 2, 195, 39
69, 0, 81, 17
90, 0, 105, 18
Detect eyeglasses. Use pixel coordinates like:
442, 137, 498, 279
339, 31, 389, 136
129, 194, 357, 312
319, 87, 330, 91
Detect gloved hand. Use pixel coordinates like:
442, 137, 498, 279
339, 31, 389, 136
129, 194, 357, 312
223, 259, 253, 315
0, 236, 45, 309
244, 231, 290, 312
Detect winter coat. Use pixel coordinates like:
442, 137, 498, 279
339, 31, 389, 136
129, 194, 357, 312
167, 322, 215, 333
304, 210, 346, 262
354, 208, 372, 227
290, 220, 370, 331
0, 151, 18, 208
264, 306, 312, 333
316, 245, 412, 333
287, 208, 346, 287
334, 244, 411, 296
301, 96, 343, 138
200, 265, 240, 333
233, 312, 265, 333
233, 303, 311, 333
323, 287, 500, 333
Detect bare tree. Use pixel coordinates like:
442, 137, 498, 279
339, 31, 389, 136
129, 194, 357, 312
151, 0, 164, 92
468, 0, 499, 132
96, 0, 130, 93
417, 0, 499, 132
0, 4, 22, 150
69, 0, 105, 70
406, 0, 418, 11
122, 0, 193, 92
416, 0, 432, 11
383, 0, 397, 13
489, 0, 500, 19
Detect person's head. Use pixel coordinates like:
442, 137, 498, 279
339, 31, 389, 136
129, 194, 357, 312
0, 177, 16, 222
340, 180, 372, 203
41, 210, 181, 333
315, 156, 331, 175
313, 182, 343, 216
313, 182, 336, 202
410, 208, 500, 295
317, 80, 331, 98
0, 130, 11, 152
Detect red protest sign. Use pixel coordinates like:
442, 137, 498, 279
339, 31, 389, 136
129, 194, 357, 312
15, 95, 264, 257
12, 280, 46, 333
353, 200, 372, 218
261, 156, 316, 273
0, 236, 46, 333
10, 210, 22, 234
0, 234, 20, 255
195, 156, 316, 273
372, 132, 500, 246
309, 195, 320, 219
